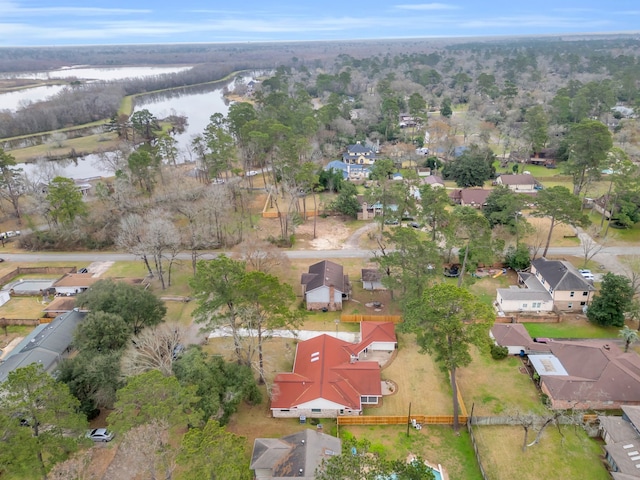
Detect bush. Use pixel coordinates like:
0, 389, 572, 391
490, 344, 509, 360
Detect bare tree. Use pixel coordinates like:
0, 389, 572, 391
117, 213, 154, 277
103, 420, 177, 480
234, 236, 289, 274
143, 209, 181, 289
579, 225, 606, 268
121, 323, 185, 377
48, 449, 94, 480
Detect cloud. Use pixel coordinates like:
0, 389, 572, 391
394, 3, 459, 10
459, 15, 611, 29
0, 1, 149, 17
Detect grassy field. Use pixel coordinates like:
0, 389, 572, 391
458, 347, 546, 416
8, 131, 121, 163
472, 425, 609, 480
522, 318, 620, 339
342, 425, 484, 480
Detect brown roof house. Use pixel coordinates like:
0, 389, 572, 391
529, 340, 640, 410
450, 188, 491, 208
490, 323, 542, 356
495, 173, 537, 192
301, 260, 350, 311
52, 273, 98, 296
599, 405, 640, 478
250, 429, 341, 480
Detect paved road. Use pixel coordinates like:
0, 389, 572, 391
1, 231, 638, 269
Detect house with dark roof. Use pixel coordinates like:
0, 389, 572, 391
0, 310, 85, 383
599, 405, 640, 478
495, 173, 538, 192
271, 323, 397, 418
301, 261, 350, 311
496, 258, 595, 313
342, 142, 377, 166
421, 175, 444, 188
250, 429, 341, 480
361, 268, 385, 291
530, 257, 596, 311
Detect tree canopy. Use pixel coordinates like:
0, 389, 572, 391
0, 364, 88, 479
587, 273, 634, 327
76, 279, 166, 334
403, 283, 494, 430
442, 145, 496, 188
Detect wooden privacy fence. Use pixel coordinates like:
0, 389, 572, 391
337, 414, 468, 426
341, 314, 403, 324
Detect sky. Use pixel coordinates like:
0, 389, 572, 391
1, 0, 639, 47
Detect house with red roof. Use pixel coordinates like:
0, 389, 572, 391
271, 322, 397, 418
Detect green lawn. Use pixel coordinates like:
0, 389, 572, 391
343, 425, 484, 480
523, 321, 619, 339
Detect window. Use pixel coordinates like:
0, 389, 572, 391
583, 291, 589, 296
522, 303, 528, 308
361, 396, 379, 404
280, 409, 290, 412
532, 302, 541, 309
580, 301, 586, 306
311, 408, 321, 413
570, 291, 575, 297
568, 303, 573, 309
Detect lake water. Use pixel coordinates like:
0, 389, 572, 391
14, 69, 259, 180
0, 65, 193, 112
0, 65, 192, 81
0, 85, 67, 112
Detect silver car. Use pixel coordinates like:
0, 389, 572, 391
87, 428, 114, 442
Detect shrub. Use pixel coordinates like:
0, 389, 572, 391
490, 344, 509, 360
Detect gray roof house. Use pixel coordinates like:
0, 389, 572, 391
342, 142, 377, 166
496, 258, 595, 313
0, 310, 85, 382
301, 261, 350, 311
530, 257, 596, 311
600, 405, 640, 478
250, 429, 341, 480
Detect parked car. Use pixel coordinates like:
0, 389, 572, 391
245, 170, 259, 177
384, 219, 399, 225
87, 428, 114, 442
579, 269, 595, 281
172, 344, 185, 360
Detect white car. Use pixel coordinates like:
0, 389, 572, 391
87, 428, 114, 442
579, 269, 595, 281
245, 170, 259, 177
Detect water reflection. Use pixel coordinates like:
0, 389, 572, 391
16, 72, 259, 179
0, 85, 67, 112
0, 66, 192, 81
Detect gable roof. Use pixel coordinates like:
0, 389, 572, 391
452, 188, 491, 206
301, 260, 346, 292
361, 269, 382, 283
250, 429, 341, 479
345, 142, 376, 155
497, 173, 535, 185
532, 258, 595, 291
0, 310, 85, 382
423, 175, 444, 185
346, 322, 397, 357
490, 323, 534, 348
271, 334, 381, 411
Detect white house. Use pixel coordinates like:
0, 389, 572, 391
495, 174, 537, 192
301, 260, 350, 311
